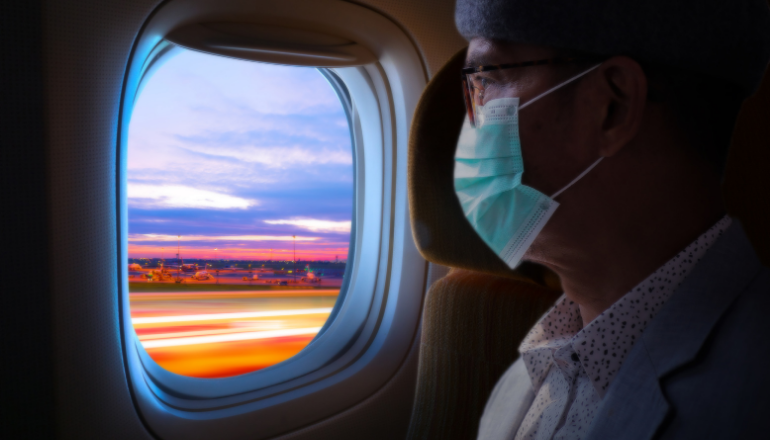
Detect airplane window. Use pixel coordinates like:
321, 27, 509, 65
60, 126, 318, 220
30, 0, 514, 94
126, 48, 353, 378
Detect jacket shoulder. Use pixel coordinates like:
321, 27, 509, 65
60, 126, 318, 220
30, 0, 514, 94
659, 265, 770, 439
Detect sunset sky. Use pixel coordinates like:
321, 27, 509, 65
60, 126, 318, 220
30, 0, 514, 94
127, 49, 353, 261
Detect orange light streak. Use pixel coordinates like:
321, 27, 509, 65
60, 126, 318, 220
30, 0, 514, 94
132, 307, 333, 324
130, 289, 339, 378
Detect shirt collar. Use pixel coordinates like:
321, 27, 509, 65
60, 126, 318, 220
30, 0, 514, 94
519, 215, 732, 397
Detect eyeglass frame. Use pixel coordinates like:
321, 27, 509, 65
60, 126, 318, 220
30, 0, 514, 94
461, 57, 603, 127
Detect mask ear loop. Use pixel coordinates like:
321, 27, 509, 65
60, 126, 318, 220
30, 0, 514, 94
519, 63, 602, 110
551, 157, 603, 199
515, 62, 605, 199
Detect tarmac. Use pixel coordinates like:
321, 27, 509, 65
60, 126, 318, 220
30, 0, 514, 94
128, 268, 343, 288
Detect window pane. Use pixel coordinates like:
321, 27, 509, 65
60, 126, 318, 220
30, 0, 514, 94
127, 49, 352, 378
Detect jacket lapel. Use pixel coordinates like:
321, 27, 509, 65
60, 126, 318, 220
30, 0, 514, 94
586, 221, 765, 440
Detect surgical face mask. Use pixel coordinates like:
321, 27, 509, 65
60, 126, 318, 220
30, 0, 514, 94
454, 65, 603, 269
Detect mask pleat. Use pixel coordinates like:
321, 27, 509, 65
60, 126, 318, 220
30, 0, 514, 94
454, 156, 522, 179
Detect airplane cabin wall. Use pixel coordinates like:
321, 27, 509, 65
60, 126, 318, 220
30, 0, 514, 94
45, 1, 170, 437
1, 1, 55, 438
35, 0, 464, 438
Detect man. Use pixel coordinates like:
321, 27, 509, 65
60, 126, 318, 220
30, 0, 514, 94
450, 0, 770, 438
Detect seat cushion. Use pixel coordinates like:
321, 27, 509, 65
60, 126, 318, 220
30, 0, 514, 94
407, 269, 561, 440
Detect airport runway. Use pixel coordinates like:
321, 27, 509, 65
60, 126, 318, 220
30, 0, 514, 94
130, 289, 339, 378
128, 270, 343, 288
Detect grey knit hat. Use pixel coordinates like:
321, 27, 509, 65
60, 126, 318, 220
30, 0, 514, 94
456, 0, 770, 96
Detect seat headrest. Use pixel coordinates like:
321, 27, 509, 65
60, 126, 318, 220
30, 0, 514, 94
408, 48, 554, 283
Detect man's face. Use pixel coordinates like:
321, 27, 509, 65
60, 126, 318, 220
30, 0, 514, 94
464, 38, 601, 197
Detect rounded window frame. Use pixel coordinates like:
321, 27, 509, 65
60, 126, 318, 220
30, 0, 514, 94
116, 0, 428, 438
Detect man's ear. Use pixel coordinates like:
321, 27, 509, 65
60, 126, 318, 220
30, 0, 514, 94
591, 56, 647, 157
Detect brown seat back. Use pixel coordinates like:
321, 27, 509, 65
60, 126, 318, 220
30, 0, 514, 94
724, 65, 770, 266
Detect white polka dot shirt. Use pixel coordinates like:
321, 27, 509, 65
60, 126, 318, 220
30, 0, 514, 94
513, 215, 732, 440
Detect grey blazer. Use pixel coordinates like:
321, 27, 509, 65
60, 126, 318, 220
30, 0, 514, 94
478, 221, 770, 440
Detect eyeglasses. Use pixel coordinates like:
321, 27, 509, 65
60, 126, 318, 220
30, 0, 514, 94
461, 57, 600, 128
